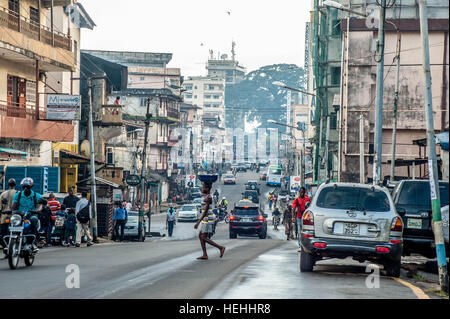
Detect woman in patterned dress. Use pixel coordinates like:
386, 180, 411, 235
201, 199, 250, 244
194, 182, 226, 260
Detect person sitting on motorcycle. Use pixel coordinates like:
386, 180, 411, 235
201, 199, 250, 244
37, 198, 52, 247
12, 178, 42, 252
272, 207, 281, 230
219, 197, 228, 209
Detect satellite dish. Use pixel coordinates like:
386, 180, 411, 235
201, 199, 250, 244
221, 54, 228, 60
80, 140, 90, 157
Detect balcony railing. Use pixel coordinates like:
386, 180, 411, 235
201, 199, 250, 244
102, 105, 123, 125
0, 6, 72, 51
167, 107, 180, 119
0, 100, 46, 120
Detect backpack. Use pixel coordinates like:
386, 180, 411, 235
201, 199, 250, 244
77, 203, 90, 223
17, 191, 37, 211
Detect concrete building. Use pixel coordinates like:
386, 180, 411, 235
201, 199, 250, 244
206, 45, 246, 84
307, 0, 449, 183
0, 0, 94, 192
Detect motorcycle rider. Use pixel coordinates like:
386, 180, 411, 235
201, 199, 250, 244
272, 206, 281, 230
12, 177, 42, 252
213, 189, 220, 204
219, 197, 228, 210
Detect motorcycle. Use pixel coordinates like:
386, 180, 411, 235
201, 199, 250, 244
217, 206, 226, 221
272, 210, 281, 230
3, 211, 39, 270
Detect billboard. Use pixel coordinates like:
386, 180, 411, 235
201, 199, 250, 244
46, 94, 81, 120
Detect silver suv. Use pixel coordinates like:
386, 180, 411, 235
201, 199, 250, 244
299, 182, 403, 277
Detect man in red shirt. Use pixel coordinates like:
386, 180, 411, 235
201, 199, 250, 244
47, 193, 61, 220
291, 187, 311, 248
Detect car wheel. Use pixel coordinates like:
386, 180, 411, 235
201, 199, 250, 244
384, 257, 401, 277
300, 249, 315, 272
259, 231, 267, 239
229, 231, 237, 239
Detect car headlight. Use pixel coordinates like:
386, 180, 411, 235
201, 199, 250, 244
10, 214, 22, 227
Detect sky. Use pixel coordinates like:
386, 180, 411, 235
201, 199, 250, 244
80, 0, 312, 76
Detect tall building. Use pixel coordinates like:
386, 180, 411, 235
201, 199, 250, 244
206, 45, 246, 85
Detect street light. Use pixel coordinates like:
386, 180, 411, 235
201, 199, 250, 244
322, 0, 367, 17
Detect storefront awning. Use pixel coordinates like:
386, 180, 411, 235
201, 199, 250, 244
60, 149, 106, 165
0, 147, 30, 160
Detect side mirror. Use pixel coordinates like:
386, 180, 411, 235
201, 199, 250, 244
263, 214, 268, 218
396, 207, 406, 216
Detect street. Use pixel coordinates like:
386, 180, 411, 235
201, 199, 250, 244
0, 171, 432, 299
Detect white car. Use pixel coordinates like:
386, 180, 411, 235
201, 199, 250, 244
177, 204, 201, 222
223, 174, 236, 184
124, 211, 148, 241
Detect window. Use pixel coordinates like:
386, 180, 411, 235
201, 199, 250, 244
331, 67, 341, 86
213, 104, 220, 108
234, 207, 259, 216
194, 95, 197, 99
140, 98, 147, 107
194, 86, 198, 89
213, 95, 220, 99
209, 85, 214, 90
185, 85, 192, 90
330, 112, 337, 130
226, 70, 233, 76
30, 7, 39, 24
73, 40, 78, 65
204, 95, 211, 99
316, 186, 390, 212
226, 77, 233, 82
398, 182, 449, 207
185, 93, 192, 99
140, 76, 145, 81
332, 19, 341, 36
204, 104, 211, 108
8, 0, 19, 15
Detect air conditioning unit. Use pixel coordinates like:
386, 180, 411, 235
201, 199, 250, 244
52, 149, 59, 165
106, 147, 114, 165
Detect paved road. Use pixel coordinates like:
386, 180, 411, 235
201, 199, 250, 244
0, 170, 432, 299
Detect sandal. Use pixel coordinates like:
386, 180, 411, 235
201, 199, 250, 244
196, 256, 208, 260
220, 246, 226, 258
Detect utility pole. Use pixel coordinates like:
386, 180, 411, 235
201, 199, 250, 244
360, 114, 365, 184
139, 97, 152, 240
87, 78, 98, 242
313, 0, 321, 183
373, 0, 387, 185
324, 116, 330, 180
390, 26, 402, 182
301, 130, 306, 187
419, 0, 448, 294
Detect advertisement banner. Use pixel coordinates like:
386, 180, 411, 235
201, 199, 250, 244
46, 94, 81, 120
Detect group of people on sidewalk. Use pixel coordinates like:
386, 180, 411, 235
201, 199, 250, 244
0, 179, 94, 252
270, 187, 311, 247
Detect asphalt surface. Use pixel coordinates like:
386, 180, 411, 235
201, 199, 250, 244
0, 170, 433, 299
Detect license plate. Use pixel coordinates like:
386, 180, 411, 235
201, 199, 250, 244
343, 223, 360, 235
8, 227, 23, 232
242, 218, 251, 222
407, 218, 423, 229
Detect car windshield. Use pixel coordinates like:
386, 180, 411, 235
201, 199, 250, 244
398, 182, 449, 207
225, 175, 234, 178
182, 205, 197, 211
191, 187, 200, 193
128, 212, 139, 217
193, 198, 202, 203
316, 186, 391, 212
234, 208, 259, 216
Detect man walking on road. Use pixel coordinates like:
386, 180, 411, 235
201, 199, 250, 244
166, 204, 176, 237
113, 202, 128, 242
75, 192, 93, 247
194, 183, 225, 260
292, 187, 311, 249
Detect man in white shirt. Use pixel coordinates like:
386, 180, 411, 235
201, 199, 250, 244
75, 192, 93, 247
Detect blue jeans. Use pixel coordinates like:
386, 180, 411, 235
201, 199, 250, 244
297, 217, 302, 248
167, 220, 175, 237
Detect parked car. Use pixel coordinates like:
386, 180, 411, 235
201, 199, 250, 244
223, 174, 236, 185
260, 173, 267, 181
124, 211, 147, 241
299, 182, 403, 277
177, 204, 201, 222
229, 200, 267, 239
192, 197, 203, 212
242, 190, 259, 204
245, 180, 260, 194
391, 180, 449, 258
188, 187, 203, 200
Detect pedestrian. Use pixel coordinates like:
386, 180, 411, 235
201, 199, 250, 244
113, 201, 128, 242
37, 198, 53, 246
47, 192, 61, 239
126, 202, 132, 211
64, 208, 77, 246
292, 187, 311, 249
194, 182, 225, 260
63, 187, 79, 210
166, 204, 176, 237
282, 206, 294, 241
268, 193, 273, 210
75, 192, 93, 247
0, 179, 17, 252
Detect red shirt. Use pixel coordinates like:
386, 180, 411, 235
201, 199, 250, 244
292, 195, 311, 218
48, 199, 61, 219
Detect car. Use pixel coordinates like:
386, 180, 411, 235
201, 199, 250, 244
177, 204, 201, 222
277, 189, 290, 202
260, 173, 267, 181
188, 186, 202, 200
237, 163, 247, 172
244, 162, 252, 169
245, 180, 260, 194
242, 190, 259, 204
299, 182, 403, 277
223, 174, 236, 185
391, 179, 449, 258
124, 211, 147, 241
192, 197, 203, 211
229, 200, 267, 239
